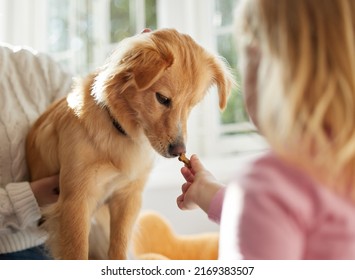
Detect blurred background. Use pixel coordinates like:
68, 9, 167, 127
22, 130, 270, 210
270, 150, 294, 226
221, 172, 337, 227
0, 0, 267, 235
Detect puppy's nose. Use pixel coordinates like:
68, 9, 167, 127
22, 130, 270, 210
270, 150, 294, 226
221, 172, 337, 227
168, 142, 186, 157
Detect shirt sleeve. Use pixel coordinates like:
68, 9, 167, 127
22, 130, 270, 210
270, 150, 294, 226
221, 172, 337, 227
37, 52, 73, 102
207, 187, 226, 224
236, 155, 309, 259
238, 184, 305, 259
0, 182, 41, 233
0, 46, 73, 233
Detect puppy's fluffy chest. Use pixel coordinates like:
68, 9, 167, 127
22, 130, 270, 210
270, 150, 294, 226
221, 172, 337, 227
90, 137, 155, 205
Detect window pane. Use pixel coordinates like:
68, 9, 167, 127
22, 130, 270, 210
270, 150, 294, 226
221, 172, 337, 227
48, 0, 69, 53
214, 0, 236, 27
217, 34, 248, 125
215, 0, 249, 126
110, 0, 132, 43
77, 2, 94, 72
110, 0, 157, 43
217, 33, 237, 68
145, 0, 157, 30
47, 0, 157, 73
220, 72, 249, 125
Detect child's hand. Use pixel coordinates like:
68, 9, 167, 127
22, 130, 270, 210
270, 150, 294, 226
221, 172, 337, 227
30, 175, 59, 207
177, 155, 225, 213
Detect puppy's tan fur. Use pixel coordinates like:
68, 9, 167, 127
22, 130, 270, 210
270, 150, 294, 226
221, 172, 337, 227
26, 29, 233, 259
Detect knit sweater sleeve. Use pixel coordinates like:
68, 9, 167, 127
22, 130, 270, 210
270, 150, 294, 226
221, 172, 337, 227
0, 44, 73, 233
0, 183, 41, 232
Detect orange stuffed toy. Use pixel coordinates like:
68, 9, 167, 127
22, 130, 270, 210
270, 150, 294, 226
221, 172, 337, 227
131, 211, 219, 260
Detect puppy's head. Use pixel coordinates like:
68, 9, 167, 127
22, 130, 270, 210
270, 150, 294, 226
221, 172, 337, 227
93, 29, 234, 158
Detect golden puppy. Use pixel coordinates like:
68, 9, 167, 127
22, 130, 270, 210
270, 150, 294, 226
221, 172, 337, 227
26, 28, 234, 259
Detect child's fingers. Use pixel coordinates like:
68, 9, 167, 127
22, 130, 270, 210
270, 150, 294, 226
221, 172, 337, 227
181, 182, 191, 193
181, 166, 194, 182
176, 193, 191, 210
176, 192, 197, 210
190, 154, 206, 173
176, 194, 185, 210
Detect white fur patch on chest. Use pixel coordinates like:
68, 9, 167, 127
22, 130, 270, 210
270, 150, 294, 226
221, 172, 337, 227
93, 153, 155, 206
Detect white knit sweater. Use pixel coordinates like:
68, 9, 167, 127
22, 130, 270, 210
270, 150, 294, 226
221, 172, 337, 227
0, 44, 72, 254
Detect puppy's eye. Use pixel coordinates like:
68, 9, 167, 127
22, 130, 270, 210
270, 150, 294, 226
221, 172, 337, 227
156, 92, 171, 107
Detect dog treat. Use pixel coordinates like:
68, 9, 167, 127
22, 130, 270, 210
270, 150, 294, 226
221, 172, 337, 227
178, 153, 191, 168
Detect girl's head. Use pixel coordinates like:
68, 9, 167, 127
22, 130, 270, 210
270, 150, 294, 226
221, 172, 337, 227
236, 0, 355, 194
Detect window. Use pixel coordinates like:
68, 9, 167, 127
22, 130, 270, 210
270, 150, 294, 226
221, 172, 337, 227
215, 0, 247, 126
47, 0, 157, 75
212, 0, 267, 155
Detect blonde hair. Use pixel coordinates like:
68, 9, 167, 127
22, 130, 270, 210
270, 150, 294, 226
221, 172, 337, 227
236, 0, 355, 198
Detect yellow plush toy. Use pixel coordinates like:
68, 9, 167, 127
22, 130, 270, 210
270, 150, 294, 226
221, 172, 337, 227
132, 211, 219, 260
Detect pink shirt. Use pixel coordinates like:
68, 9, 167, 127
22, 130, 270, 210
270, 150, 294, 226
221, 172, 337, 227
208, 152, 355, 259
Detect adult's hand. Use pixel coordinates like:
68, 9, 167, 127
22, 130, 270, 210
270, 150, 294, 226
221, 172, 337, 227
30, 175, 59, 207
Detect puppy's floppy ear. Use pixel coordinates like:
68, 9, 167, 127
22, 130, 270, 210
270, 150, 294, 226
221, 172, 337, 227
129, 47, 174, 90
210, 57, 235, 110
92, 40, 174, 102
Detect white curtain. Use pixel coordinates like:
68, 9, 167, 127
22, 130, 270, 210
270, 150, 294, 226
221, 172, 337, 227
0, 0, 48, 51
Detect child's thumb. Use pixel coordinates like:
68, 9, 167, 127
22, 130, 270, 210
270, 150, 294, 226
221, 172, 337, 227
190, 154, 205, 172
